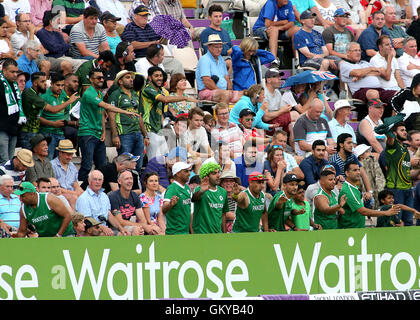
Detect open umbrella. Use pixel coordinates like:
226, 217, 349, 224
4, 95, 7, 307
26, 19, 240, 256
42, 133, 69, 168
280, 70, 338, 88
150, 15, 191, 49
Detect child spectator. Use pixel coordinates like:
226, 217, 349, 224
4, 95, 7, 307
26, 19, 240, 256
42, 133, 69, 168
289, 184, 322, 231
377, 190, 407, 227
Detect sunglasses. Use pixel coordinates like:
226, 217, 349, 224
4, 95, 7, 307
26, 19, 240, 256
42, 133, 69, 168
271, 145, 283, 150
243, 117, 253, 122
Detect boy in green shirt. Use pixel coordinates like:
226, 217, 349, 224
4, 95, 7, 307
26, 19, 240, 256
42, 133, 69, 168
338, 161, 399, 229
163, 161, 193, 235
289, 184, 322, 231
192, 162, 229, 234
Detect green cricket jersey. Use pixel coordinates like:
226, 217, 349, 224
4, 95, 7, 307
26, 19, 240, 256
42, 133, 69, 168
78, 85, 104, 139
290, 200, 311, 230
108, 87, 141, 135
385, 139, 411, 190
267, 191, 294, 231
21, 88, 47, 133
232, 188, 266, 233
164, 181, 192, 235
40, 88, 69, 134
313, 187, 339, 230
338, 181, 365, 229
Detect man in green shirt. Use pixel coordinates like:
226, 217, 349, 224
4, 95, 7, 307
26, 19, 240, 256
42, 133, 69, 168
162, 161, 193, 235
192, 162, 229, 234
77, 68, 140, 182
75, 50, 116, 94
314, 169, 347, 230
385, 121, 414, 226
338, 161, 399, 229
231, 171, 268, 233
108, 70, 149, 176
39, 73, 70, 160
267, 173, 300, 231
20, 72, 79, 151
15, 181, 74, 237
140, 66, 196, 160
290, 184, 322, 231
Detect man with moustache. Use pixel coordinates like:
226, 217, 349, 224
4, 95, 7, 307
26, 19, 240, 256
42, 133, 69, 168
267, 173, 300, 231
20, 71, 79, 150
62, 73, 81, 149
162, 161, 193, 235
231, 172, 268, 233
108, 70, 149, 176
191, 162, 229, 234
77, 68, 140, 182
140, 66, 195, 159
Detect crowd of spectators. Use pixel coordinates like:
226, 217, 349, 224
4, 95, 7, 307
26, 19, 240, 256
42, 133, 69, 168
1, 0, 420, 238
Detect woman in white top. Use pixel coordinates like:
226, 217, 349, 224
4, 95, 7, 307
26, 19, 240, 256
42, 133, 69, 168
184, 107, 214, 161
0, 18, 14, 60
315, 0, 338, 23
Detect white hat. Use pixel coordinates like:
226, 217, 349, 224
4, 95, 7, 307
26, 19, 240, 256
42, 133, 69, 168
354, 144, 372, 159
172, 162, 193, 176
333, 99, 355, 117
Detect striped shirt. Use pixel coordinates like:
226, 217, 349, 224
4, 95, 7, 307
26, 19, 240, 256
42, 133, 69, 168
70, 20, 107, 59
0, 193, 21, 229
121, 22, 160, 58
52, 0, 85, 18
293, 114, 332, 157
157, 0, 185, 20
329, 152, 361, 177
211, 122, 243, 159
0, 158, 26, 189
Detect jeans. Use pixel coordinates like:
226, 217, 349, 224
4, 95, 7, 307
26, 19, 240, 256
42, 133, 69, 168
117, 132, 145, 176
389, 188, 414, 226
19, 131, 37, 151
40, 132, 65, 160
78, 135, 107, 182
0, 131, 17, 164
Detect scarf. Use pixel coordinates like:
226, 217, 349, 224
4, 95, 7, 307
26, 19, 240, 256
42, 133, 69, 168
0, 71, 26, 124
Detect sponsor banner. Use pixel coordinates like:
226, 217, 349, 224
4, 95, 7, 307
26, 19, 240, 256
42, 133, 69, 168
309, 293, 359, 300
358, 290, 420, 300
1, 227, 420, 299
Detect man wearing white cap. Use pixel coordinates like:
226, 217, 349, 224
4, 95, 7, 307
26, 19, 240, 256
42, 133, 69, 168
328, 99, 357, 144
162, 161, 193, 235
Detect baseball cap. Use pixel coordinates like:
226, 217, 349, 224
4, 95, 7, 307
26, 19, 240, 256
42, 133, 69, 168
16, 149, 34, 167
100, 11, 121, 23
119, 152, 140, 162
134, 5, 150, 15
334, 8, 350, 17
166, 146, 188, 162
367, 98, 385, 108
264, 68, 284, 79
14, 181, 37, 196
283, 173, 300, 183
172, 162, 192, 176
333, 99, 355, 116
239, 108, 256, 118
84, 217, 101, 230
248, 171, 268, 182
300, 10, 317, 20
354, 144, 372, 159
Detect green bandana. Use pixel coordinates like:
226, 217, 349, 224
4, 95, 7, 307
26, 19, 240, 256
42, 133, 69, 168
0, 71, 26, 124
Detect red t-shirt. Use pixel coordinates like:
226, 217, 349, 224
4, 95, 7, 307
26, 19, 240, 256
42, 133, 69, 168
360, 0, 383, 24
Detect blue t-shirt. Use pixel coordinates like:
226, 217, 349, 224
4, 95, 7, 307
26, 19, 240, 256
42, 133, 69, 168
200, 27, 232, 56
290, 0, 316, 14
195, 51, 228, 91
17, 54, 40, 88
357, 25, 391, 62
253, 0, 295, 31
293, 28, 325, 65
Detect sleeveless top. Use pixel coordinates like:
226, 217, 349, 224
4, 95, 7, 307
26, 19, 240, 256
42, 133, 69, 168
358, 115, 386, 149
23, 193, 74, 237
232, 188, 265, 233
313, 187, 339, 230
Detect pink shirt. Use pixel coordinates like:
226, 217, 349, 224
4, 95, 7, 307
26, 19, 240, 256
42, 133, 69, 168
29, 0, 52, 26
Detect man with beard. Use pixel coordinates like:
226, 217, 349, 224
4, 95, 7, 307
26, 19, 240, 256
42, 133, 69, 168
162, 161, 193, 235
385, 122, 414, 226
338, 161, 399, 229
231, 171, 268, 233
108, 70, 149, 176
192, 162, 229, 234
20, 72, 79, 150
140, 66, 195, 160
77, 68, 140, 182
267, 173, 300, 232
234, 141, 264, 188
0, 59, 22, 164
62, 73, 81, 150
329, 133, 374, 204
314, 169, 346, 230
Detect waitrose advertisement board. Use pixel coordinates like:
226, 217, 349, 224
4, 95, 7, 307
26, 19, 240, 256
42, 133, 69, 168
1, 227, 419, 300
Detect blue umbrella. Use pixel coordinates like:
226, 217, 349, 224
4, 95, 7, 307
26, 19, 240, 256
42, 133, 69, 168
280, 70, 338, 88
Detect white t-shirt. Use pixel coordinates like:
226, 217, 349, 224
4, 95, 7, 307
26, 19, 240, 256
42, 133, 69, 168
135, 58, 165, 79
3, 0, 31, 22
315, 1, 337, 22
97, 0, 129, 26
263, 85, 282, 112
280, 90, 298, 107
184, 126, 209, 154
397, 52, 420, 88
370, 52, 401, 90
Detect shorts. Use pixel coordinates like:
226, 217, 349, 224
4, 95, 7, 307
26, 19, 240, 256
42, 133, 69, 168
267, 112, 292, 135
253, 27, 289, 41
198, 89, 241, 103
